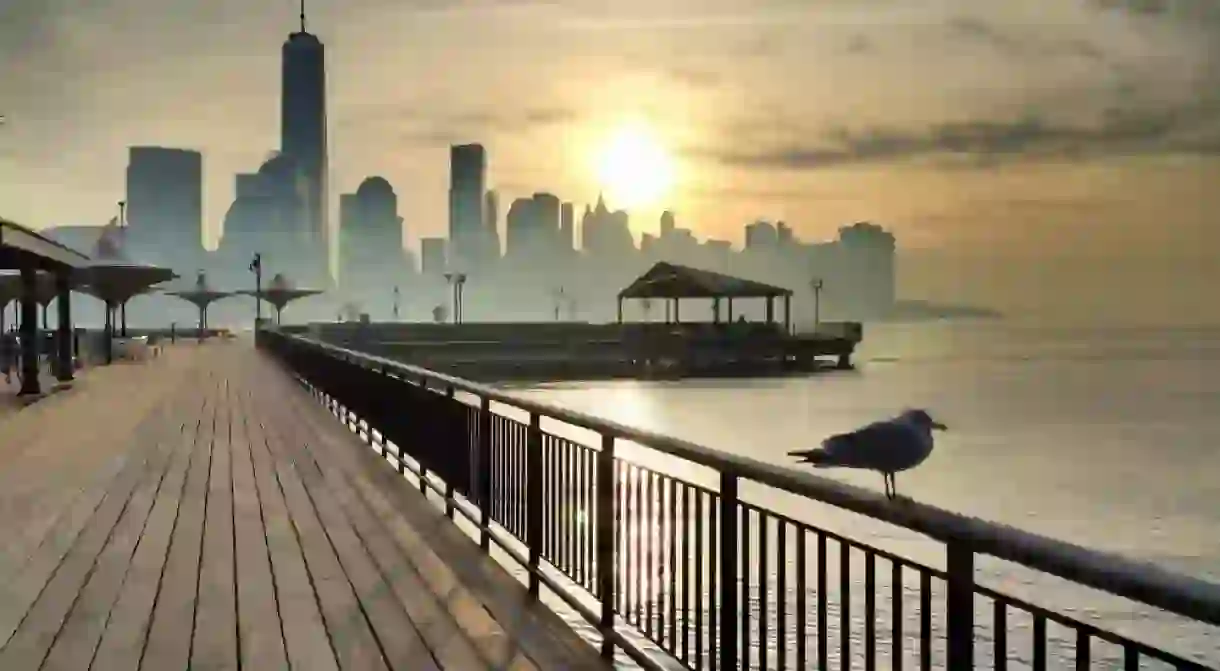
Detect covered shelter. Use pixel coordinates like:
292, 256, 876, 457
239, 272, 322, 325
616, 261, 795, 331
165, 271, 236, 340
75, 221, 177, 362
1, 217, 92, 394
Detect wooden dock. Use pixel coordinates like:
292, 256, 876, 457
0, 341, 608, 670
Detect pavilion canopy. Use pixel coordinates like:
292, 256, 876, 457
618, 262, 793, 300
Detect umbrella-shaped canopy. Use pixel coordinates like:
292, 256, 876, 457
239, 272, 322, 322
77, 220, 178, 306
164, 270, 235, 309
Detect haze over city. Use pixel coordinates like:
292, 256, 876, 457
2, 0, 1217, 324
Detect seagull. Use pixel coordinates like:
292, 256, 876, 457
788, 409, 948, 500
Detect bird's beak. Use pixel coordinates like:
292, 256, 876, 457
932, 421, 948, 431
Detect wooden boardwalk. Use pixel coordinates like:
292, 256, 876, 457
0, 341, 609, 670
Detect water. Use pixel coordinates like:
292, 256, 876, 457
501, 323, 1220, 668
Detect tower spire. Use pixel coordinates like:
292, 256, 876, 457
299, 0, 307, 33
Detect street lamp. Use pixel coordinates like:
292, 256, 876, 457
443, 272, 467, 324
810, 277, 824, 332
249, 253, 263, 325
553, 286, 565, 322
393, 285, 400, 321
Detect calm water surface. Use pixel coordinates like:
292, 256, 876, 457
503, 323, 1220, 668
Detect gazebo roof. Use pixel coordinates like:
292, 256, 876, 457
618, 262, 793, 299
1, 217, 92, 271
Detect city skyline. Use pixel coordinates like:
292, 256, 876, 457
1, 0, 1218, 324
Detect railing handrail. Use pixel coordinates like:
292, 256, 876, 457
272, 328, 1220, 628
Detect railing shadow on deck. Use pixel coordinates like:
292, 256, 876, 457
256, 326, 1220, 671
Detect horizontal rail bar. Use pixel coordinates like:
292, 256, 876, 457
271, 328, 1220, 629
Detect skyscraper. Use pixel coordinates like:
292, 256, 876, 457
124, 146, 204, 271
281, 1, 329, 285
560, 202, 575, 254
448, 144, 486, 270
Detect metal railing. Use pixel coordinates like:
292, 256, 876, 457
257, 327, 1220, 670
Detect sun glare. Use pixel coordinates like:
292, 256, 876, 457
594, 122, 675, 209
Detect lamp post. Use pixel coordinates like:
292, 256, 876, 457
454, 273, 467, 324
443, 272, 467, 324
249, 253, 263, 325
810, 277, 824, 332
392, 285, 400, 321
553, 286, 565, 322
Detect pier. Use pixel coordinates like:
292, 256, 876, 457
0, 342, 606, 670
259, 326, 1220, 670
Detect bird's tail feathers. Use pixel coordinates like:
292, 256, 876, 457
788, 448, 833, 466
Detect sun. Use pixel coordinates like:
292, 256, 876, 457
594, 121, 675, 209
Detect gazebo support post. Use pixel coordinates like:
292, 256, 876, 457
783, 295, 792, 335
104, 301, 115, 364
616, 297, 623, 324
55, 270, 73, 382
18, 266, 41, 396
765, 296, 774, 324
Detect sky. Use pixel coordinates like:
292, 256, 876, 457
1, 0, 1218, 325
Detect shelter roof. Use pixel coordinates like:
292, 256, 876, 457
0, 217, 92, 270
618, 262, 793, 299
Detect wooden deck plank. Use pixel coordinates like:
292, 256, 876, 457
241, 387, 339, 671
190, 376, 239, 670
254, 392, 392, 671
139, 374, 219, 669
229, 381, 290, 671
0, 356, 194, 588
250, 378, 441, 671
39, 377, 204, 671
254, 352, 611, 670
0, 379, 190, 668
258, 381, 494, 671
85, 399, 201, 671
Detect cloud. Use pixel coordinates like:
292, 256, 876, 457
692, 108, 1220, 170
391, 106, 580, 147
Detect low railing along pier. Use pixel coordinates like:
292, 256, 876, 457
257, 327, 1220, 670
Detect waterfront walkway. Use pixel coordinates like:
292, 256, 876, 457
0, 341, 605, 670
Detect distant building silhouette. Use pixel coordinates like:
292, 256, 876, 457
420, 237, 447, 276
448, 144, 488, 271
837, 221, 896, 317
124, 146, 204, 271
281, 4, 329, 285
580, 194, 633, 257
745, 220, 779, 249
485, 190, 501, 257
339, 177, 409, 310
560, 202, 575, 255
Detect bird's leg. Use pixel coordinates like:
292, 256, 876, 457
891, 474, 903, 501
882, 473, 893, 499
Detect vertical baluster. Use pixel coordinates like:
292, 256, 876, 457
1075, 628, 1090, 670
545, 437, 555, 565
596, 434, 616, 660
892, 561, 904, 671
742, 508, 753, 671
776, 520, 787, 671
946, 542, 975, 670
865, 551, 876, 671
758, 512, 769, 671
1032, 616, 1047, 671
617, 461, 628, 617
645, 470, 656, 640
796, 527, 807, 671
681, 484, 692, 666
1123, 645, 1139, 671
993, 600, 1006, 671
584, 446, 595, 591
919, 572, 931, 671
719, 474, 739, 671
840, 542, 851, 671
562, 438, 573, 578
634, 466, 645, 627
526, 412, 543, 597
709, 491, 719, 671
695, 490, 706, 671
478, 398, 492, 552
444, 386, 456, 518
667, 478, 678, 653
817, 533, 828, 671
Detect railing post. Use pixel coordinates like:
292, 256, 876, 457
526, 412, 543, 598
946, 540, 975, 669
478, 397, 493, 552
596, 434, 616, 659
719, 472, 740, 671
444, 385, 456, 519
417, 378, 429, 494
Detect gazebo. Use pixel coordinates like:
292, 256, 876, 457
239, 272, 322, 324
616, 262, 795, 332
1, 218, 92, 394
79, 222, 177, 362
165, 271, 235, 340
